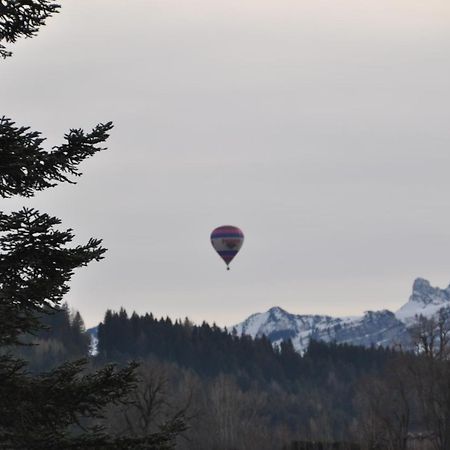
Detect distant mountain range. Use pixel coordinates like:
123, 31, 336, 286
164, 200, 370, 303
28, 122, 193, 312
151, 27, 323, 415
88, 278, 450, 355
233, 278, 450, 353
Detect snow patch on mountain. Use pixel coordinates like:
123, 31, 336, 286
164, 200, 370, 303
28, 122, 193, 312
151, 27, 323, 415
89, 278, 450, 356
234, 307, 410, 353
233, 278, 450, 353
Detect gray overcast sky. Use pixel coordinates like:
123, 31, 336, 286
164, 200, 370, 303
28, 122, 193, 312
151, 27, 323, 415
2, 0, 450, 327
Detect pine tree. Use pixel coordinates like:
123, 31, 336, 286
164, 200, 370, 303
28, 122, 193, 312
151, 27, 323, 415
0, 2, 185, 448
0, 0, 59, 59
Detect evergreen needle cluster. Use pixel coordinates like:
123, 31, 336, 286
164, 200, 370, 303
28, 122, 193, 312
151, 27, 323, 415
0, 1, 185, 448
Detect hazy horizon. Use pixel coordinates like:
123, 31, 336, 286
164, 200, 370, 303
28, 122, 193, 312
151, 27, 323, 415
2, 0, 450, 328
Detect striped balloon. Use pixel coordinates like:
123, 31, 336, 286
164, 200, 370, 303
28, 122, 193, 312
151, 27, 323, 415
210, 225, 244, 270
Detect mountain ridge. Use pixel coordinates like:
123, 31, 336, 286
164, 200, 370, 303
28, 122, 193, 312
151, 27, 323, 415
88, 277, 450, 355
233, 278, 450, 352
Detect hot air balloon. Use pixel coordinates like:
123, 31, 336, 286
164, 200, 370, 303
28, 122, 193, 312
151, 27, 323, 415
210, 225, 244, 270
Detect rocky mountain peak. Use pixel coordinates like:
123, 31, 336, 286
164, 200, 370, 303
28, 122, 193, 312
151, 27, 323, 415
267, 306, 289, 317
362, 309, 395, 322
234, 278, 450, 353
412, 277, 431, 293
409, 278, 450, 306
395, 278, 450, 324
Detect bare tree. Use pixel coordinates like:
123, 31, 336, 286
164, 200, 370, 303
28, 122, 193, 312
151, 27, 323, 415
409, 310, 450, 360
354, 358, 411, 450
106, 359, 192, 446
407, 309, 450, 450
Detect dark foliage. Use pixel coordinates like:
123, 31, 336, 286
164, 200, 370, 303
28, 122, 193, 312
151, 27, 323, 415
97, 309, 393, 392
0, 2, 187, 447
11, 303, 92, 372
0, 0, 60, 58
0, 141, 165, 446
0, 208, 106, 346
98, 309, 391, 379
0, 117, 113, 198
0, 357, 137, 448
284, 443, 361, 450
95, 310, 399, 446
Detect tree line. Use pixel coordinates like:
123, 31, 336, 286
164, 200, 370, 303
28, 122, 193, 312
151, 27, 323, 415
97, 308, 392, 390
95, 308, 392, 448
8, 303, 90, 373
95, 308, 450, 450
7, 287, 450, 449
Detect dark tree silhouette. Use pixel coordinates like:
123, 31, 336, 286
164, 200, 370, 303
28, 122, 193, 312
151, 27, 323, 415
0, 2, 185, 448
0, 0, 60, 58
0, 117, 113, 197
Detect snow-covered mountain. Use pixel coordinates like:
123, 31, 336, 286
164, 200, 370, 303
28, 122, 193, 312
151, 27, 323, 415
396, 278, 450, 325
233, 278, 450, 353
234, 307, 410, 353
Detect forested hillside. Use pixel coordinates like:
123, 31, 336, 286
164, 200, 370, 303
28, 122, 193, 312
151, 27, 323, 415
94, 309, 395, 448
97, 308, 392, 388
10, 303, 90, 372
93, 308, 450, 450
9, 305, 450, 449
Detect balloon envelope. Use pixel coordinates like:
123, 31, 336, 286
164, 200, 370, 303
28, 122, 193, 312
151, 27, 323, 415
210, 225, 244, 269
